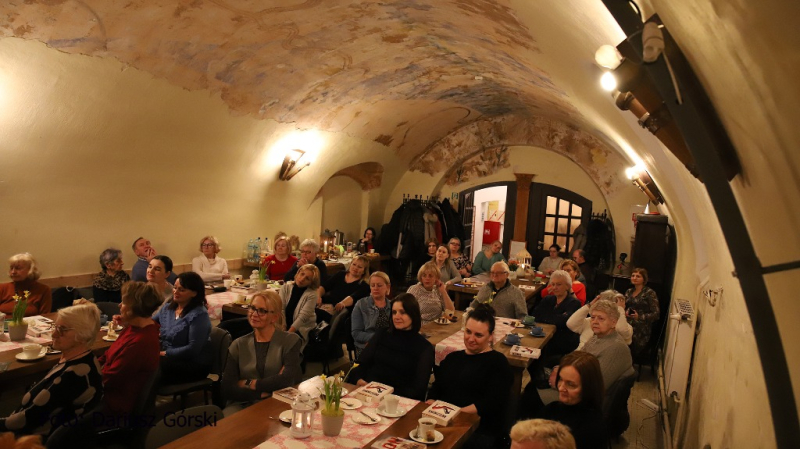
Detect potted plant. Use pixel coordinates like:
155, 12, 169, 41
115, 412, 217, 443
319, 364, 358, 436
257, 255, 273, 290
8, 291, 30, 341
507, 259, 519, 279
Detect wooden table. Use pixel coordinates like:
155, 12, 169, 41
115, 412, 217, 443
446, 279, 546, 311
160, 379, 480, 449
422, 311, 555, 432
0, 312, 114, 392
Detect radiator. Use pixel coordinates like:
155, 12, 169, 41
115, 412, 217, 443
663, 298, 696, 444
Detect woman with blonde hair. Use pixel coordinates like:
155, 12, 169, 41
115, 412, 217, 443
0, 253, 52, 316
192, 235, 230, 282
352, 271, 393, 355
472, 240, 505, 275
407, 261, 455, 324
278, 264, 319, 350
222, 291, 302, 415
540, 259, 587, 304
262, 236, 297, 281
317, 255, 370, 314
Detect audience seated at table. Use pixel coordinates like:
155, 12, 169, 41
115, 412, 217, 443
131, 237, 177, 284
262, 236, 297, 281
351, 271, 393, 357
222, 291, 302, 416
153, 271, 212, 384
540, 260, 587, 305
92, 248, 130, 304
448, 237, 473, 278
0, 253, 52, 316
510, 419, 576, 449
348, 293, 434, 400
278, 264, 319, 351
529, 270, 582, 386
433, 245, 462, 284
536, 352, 607, 449
317, 255, 370, 317
567, 290, 632, 350
538, 244, 564, 276
284, 239, 327, 283
0, 304, 102, 439
428, 304, 512, 448
624, 267, 660, 360
359, 227, 376, 253
191, 235, 230, 282
406, 262, 455, 324
469, 261, 526, 319
147, 255, 175, 302
472, 240, 506, 275
99, 281, 161, 417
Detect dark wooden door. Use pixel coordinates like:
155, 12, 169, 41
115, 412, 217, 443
526, 184, 592, 263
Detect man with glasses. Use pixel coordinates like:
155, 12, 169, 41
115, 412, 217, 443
469, 261, 526, 319
131, 237, 177, 283
283, 239, 328, 283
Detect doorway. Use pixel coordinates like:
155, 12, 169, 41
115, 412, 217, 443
526, 184, 592, 263
457, 182, 517, 262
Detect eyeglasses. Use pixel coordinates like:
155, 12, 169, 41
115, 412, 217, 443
248, 308, 276, 317
201, 243, 215, 248
50, 324, 73, 334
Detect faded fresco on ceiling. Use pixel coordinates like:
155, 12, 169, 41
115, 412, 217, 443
0, 0, 583, 163
411, 116, 628, 195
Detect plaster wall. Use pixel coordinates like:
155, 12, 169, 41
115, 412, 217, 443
321, 176, 363, 244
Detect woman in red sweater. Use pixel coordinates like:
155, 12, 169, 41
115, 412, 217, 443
540, 259, 587, 305
99, 281, 162, 416
262, 237, 297, 281
0, 253, 52, 316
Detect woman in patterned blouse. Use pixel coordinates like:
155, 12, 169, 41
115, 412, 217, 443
448, 237, 472, 277
624, 267, 660, 358
406, 261, 455, 324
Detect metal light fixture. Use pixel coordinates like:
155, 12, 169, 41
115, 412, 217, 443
279, 149, 310, 181
626, 164, 665, 204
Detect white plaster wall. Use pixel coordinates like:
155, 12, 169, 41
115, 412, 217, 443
321, 176, 363, 243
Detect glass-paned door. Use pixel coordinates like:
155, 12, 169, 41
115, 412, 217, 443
527, 184, 591, 262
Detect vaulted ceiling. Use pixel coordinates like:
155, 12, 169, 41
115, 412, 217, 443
0, 0, 630, 184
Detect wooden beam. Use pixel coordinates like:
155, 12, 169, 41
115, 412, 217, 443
513, 173, 535, 241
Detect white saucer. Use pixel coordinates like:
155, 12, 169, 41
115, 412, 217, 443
434, 319, 451, 325
340, 398, 362, 410
278, 410, 292, 423
409, 429, 444, 444
351, 412, 381, 425
102, 336, 118, 342
16, 349, 47, 362
376, 404, 406, 418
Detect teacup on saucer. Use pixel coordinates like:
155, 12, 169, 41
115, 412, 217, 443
522, 315, 536, 326
530, 326, 545, 337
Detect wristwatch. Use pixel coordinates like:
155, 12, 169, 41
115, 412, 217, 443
245, 379, 253, 387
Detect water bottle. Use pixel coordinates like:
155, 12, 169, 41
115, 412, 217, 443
254, 238, 262, 262
247, 239, 254, 263
261, 237, 270, 255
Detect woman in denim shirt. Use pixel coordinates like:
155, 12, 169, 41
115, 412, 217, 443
153, 271, 212, 384
351, 271, 392, 357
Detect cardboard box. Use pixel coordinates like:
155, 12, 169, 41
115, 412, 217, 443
356, 382, 393, 404
422, 400, 460, 426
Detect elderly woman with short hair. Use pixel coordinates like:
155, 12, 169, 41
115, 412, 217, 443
192, 235, 230, 282
284, 239, 327, 283
567, 290, 632, 350
100, 281, 162, 416
93, 248, 131, 303
0, 304, 102, 437
580, 299, 635, 390
0, 253, 52, 316
407, 261, 455, 324
540, 259, 587, 305
278, 264, 320, 351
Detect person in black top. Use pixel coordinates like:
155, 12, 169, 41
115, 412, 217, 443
317, 255, 370, 317
284, 239, 328, 283
348, 293, 434, 400
539, 351, 607, 449
428, 304, 512, 448
93, 248, 131, 303
531, 270, 582, 384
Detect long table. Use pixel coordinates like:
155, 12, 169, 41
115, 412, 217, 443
0, 312, 115, 392
160, 379, 480, 449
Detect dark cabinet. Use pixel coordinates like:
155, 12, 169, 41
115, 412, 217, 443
631, 214, 670, 284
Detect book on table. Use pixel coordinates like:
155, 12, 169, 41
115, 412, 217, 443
272, 387, 301, 404
356, 381, 394, 404
422, 400, 460, 426
371, 436, 425, 449
510, 345, 541, 359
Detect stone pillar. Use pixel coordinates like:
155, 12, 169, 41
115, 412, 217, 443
513, 173, 535, 242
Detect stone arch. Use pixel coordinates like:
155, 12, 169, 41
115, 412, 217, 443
330, 162, 384, 191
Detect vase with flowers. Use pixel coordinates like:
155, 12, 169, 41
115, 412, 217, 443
319, 363, 358, 436
507, 259, 519, 279
8, 291, 30, 341
257, 256, 273, 290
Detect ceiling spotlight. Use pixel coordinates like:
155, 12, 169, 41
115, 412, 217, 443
600, 72, 618, 91
595, 44, 623, 69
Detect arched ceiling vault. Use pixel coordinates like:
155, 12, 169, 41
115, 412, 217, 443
0, 0, 624, 166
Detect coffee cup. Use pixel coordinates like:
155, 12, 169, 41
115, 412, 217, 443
234, 275, 243, 282
505, 333, 521, 345
382, 394, 399, 414
99, 314, 109, 326
417, 417, 437, 441
522, 315, 536, 325
530, 326, 544, 336
445, 309, 455, 319
369, 249, 375, 254
22, 343, 42, 358
223, 279, 232, 288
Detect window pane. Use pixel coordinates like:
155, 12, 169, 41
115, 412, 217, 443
556, 236, 567, 250
545, 217, 556, 233
543, 234, 554, 249
572, 204, 582, 217
570, 219, 581, 234
557, 218, 569, 234
559, 199, 570, 215
546, 196, 557, 215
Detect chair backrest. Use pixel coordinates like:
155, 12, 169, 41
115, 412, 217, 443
95, 301, 121, 318
209, 327, 232, 376
327, 309, 350, 350
144, 405, 223, 449
603, 370, 637, 438
134, 367, 162, 418
217, 317, 252, 341
51, 287, 79, 311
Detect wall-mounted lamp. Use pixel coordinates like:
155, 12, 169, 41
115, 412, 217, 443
278, 149, 310, 181
626, 164, 665, 204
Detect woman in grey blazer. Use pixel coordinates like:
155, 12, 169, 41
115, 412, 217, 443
222, 291, 302, 416
278, 264, 320, 350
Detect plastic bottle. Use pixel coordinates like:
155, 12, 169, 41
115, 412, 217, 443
247, 239, 254, 263
261, 237, 270, 255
